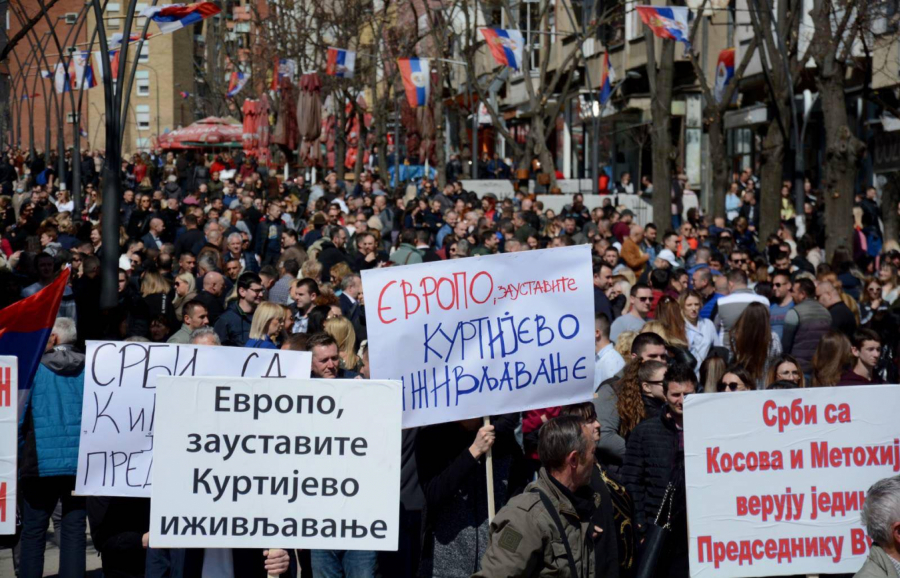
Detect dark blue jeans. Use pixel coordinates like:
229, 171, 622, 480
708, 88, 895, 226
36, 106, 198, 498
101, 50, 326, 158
19, 476, 86, 578
311, 549, 377, 578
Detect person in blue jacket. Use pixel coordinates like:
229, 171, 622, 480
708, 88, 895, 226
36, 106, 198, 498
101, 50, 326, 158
18, 317, 86, 578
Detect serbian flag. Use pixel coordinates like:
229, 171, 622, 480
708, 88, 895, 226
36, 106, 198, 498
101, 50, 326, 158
398, 58, 430, 108
227, 70, 248, 97
480, 28, 525, 70
599, 52, 616, 105
635, 6, 691, 50
92, 50, 120, 82
714, 47, 735, 103
141, 2, 221, 34
270, 58, 297, 90
325, 47, 356, 78
180, 91, 192, 98
75, 52, 98, 89
0, 267, 70, 419
54, 62, 74, 94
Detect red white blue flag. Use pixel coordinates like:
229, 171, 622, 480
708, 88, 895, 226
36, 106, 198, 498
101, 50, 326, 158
480, 28, 525, 71
0, 267, 70, 419
227, 70, 248, 97
398, 58, 430, 108
326, 47, 356, 78
714, 47, 735, 104
635, 6, 691, 50
271, 58, 297, 90
599, 52, 616, 105
141, 2, 221, 34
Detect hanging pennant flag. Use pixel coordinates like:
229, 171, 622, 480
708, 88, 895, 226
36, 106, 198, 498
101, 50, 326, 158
91, 50, 119, 83
141, 2, 221, 34
635, 6, 692, 50
714, 47, 735, 104
325, 47, 356, 79
79, 127, 89, 138
180, 91, 192, 99
397, 58, 430, 108
40, 70, 53, 79
599, 52, 616, 105
73, 51, 98, 89
227, 70, 249, 97
479, 28, 525, 71
54, 62, 75, 94
270, 58, 297, 90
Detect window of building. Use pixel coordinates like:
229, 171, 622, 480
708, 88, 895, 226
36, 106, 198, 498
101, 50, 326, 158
136, 105, 151, 131
136, 71, 150, 96
66, 113, 80, 124
139, 44, 149, 63
518, 0, 542, 72
107, 2, 120, 29
727, 127, 754, 174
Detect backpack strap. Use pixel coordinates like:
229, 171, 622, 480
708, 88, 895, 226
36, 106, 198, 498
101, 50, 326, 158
531, 488, 580, 578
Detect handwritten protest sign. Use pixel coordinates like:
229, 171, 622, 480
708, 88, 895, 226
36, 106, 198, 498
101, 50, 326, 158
362, 245, 595, 428
150, 376, 401, 550
76, 341, 312, 498
684, 385, 900, 577
0, 357, 16, 535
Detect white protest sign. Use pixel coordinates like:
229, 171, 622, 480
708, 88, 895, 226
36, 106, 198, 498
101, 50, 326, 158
362, 245, 595, 428
150, 376, 401, 550
0, 357, 16, 535
684, 385, 900, 577
76, 341, 312, 498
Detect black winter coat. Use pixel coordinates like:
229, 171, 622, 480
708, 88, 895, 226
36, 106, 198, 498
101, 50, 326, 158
621, 411, 688, 578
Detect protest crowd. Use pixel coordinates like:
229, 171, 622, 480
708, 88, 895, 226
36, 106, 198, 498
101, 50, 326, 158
2, 146, 900, 578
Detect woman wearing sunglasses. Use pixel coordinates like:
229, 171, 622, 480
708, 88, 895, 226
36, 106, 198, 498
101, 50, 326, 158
717, 365, 755, 392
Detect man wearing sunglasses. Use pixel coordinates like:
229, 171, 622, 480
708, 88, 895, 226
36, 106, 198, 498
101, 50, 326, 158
769, 271, 794, 341
610, 283, 653, 342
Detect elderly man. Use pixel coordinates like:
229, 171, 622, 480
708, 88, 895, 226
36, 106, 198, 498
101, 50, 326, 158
225, 232, 260, 274
856, 475, 900, 578
195, 271, 226, 324
621, 224, 650, 278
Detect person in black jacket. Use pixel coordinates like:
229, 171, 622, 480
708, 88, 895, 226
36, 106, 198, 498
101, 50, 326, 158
621, 363, 696, 578
254, 202, 286, 266
87, 497, 151, 578
415, 413, 526, 577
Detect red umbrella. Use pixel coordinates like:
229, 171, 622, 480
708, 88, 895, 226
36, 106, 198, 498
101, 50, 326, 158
297, 73, 322, 167
158, 117, 243, 149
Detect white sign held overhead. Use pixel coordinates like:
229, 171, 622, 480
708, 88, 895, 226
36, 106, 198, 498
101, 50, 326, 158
0, 357, 16, 535
684, 385, 900, 577
150, 376, 402, 550
362, 246, 595, 428
75, 341, 312, 498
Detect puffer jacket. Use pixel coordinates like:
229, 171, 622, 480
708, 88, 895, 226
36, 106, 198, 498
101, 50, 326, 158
473, 468, 599, 578
19, 345, 85, 478
784, 298, 832, 374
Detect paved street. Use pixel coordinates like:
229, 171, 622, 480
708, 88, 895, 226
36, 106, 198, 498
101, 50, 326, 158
0, 527, 103, 577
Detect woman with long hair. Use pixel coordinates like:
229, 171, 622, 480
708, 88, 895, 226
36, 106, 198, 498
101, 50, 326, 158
172, 272, 197, 320
878, 262, 900, 304
717, 365, 755, 392
616, 359, 668, 439
323, 316, 362, 373
245, 302, 285, 349
765, 354, 805, 389
730, 302, 782, 388
132, 271, 178, 338
699, 355, 727, 394
655, 296, 687, 344
811, 330, 853, 386
680, 290, 717, 370
859, 277, 889, 326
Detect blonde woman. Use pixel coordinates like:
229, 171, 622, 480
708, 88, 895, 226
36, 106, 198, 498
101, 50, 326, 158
172, 272, 197, 319
245, 302, 285, 349
324, 316, 362, 373
135, 271, 177, 337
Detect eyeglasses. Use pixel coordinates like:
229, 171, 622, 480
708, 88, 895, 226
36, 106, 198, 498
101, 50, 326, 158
719, 382, 742, 391
868, 287, 881, 293
732, 258, 746, 264
638, 296, 653, 302
773, 282, 789, 288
